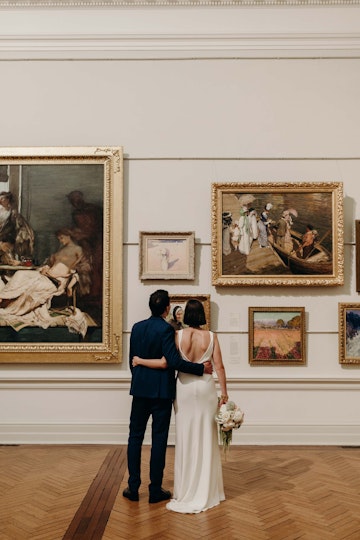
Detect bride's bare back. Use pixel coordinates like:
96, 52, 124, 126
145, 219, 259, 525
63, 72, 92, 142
176, 327, 211, 363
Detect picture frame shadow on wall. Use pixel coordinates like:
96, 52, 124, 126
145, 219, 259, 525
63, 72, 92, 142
166, 294, 211, 331
0, 146, 123, 364
338, 303, 360, 365
211, 182, 344, 287
248, 306, 306, 366
139, 231, 195, 280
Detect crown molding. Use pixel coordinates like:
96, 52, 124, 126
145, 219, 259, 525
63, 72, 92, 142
1, 32, 360, 59
0, 0, 359, 6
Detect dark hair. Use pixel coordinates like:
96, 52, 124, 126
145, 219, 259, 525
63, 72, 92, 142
149, 289, 170, 317
173, 305, 183, 319
183, 299, 206, 327
56, 227, 74, 238
0, 191, 14, 204
67, 190, 84, 200
306, 224, 314, 230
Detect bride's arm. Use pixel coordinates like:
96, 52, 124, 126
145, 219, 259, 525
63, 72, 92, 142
132, 356, 167, 369
213, 333, 228, 406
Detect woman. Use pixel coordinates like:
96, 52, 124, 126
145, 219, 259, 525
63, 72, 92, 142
169, 305, 184, 331
0, 228, 87, 319
222, 212, 232, 256
249, 208, 258, 241
283, 210, 294, 252
238, 207, 252, 256
133, 298, 228, 514
0, 191, 34, 260
258, 203, 273, 248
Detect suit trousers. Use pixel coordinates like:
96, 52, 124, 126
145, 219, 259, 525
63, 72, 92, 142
127, 396, 172, 494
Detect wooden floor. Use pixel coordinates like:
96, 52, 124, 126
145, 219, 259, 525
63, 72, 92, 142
1, 445, 360, 540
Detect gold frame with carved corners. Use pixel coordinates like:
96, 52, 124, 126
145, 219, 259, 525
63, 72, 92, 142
212, 181, 343, 287
0, 146, 123, 363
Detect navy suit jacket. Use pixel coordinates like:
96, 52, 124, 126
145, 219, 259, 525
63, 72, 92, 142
129, 315, 204, 400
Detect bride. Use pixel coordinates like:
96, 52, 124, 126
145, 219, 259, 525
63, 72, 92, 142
133, 298, 228, 514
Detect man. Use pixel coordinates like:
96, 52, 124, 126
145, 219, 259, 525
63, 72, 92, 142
275, 212, 288, 249
123, 289, 213, 504
66, 190, 103, 303
299, 224, 317, 259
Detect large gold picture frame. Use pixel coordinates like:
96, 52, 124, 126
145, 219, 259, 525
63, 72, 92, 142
212, 182, 344, 287
338, 303, 360, 365
0, 146, 123, 363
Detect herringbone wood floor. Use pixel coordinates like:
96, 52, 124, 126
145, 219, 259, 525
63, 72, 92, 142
0, 445, 359, 540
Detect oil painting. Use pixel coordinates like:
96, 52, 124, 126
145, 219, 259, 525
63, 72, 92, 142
166, 294, 210, 331
0, 147, 123, 363
339, 303, 360, 365
139, 232, 195, 280
249, 307, 306, 365
212, 182, 343, 286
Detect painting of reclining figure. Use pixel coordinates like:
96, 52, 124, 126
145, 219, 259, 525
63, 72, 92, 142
0, 147, 123, 363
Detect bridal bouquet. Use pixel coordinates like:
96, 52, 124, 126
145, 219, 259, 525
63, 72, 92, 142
215, 400, 244, 457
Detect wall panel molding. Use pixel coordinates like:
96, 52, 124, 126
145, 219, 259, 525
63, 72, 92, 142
1, 33, 360, 59
1, 422, 359, 445
1, 378, 360, 388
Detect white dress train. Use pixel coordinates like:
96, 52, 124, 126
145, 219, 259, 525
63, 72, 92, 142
166, 330, 225, 514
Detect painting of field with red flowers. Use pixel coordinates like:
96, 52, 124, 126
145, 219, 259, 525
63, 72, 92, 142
249, 307, 306, 365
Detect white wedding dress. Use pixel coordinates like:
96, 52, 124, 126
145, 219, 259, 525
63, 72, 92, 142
166, 329, 225, 514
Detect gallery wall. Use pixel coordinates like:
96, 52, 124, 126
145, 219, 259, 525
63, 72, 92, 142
0, 4, 360, 444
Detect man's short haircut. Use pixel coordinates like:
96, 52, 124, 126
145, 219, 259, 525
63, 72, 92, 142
149, 289, 170, 317
183, 299, 206, 327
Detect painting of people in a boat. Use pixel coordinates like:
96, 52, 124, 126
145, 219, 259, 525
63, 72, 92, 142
212, 182, 344, 287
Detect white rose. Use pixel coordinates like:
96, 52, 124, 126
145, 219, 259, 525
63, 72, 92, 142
221, 411, 231, 422
234, 410, 244, 423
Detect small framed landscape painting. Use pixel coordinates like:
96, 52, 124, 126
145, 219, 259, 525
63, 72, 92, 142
139, 231, 195, 280
249, 306, 306, 365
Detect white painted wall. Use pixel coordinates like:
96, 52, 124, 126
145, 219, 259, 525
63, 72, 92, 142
0, 4, 360, 444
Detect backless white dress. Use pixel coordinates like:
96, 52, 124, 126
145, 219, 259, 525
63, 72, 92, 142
166, 330, 225, 514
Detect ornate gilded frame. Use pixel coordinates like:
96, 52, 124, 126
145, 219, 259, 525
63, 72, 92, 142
339, 303, 360, 365
212, 181, 344, 287
249, 306, 306, 366
0, 146, 123, 363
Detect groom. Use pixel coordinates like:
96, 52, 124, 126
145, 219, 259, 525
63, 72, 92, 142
123, 289, 213, 503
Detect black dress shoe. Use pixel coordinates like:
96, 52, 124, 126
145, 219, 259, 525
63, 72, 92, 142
123, 487, 139, 501
149, 488, 171, 504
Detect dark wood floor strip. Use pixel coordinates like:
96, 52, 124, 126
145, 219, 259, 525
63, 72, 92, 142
62, 447, 127, 540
